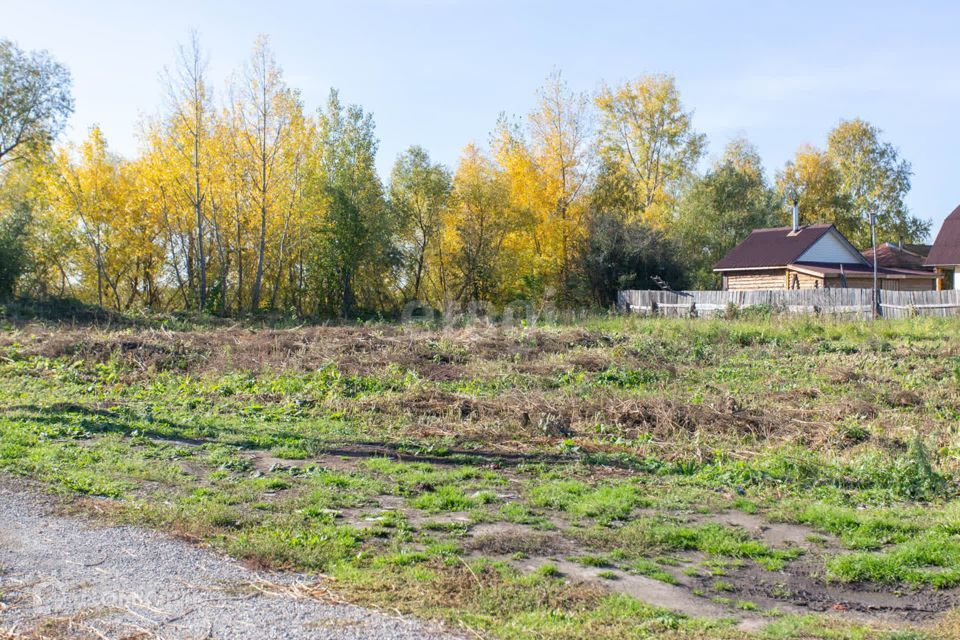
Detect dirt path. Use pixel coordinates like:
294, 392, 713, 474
0, 482, 458, 640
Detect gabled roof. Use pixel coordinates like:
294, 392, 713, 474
862, 243, 933, 270
714, 224, 865, 271
926, 205, 960, 267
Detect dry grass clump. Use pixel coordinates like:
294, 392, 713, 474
822, 399, 879, 421
338, 559, 605, 620
887, 389, 923, 408
216, 576, 343, 605
0, 324, 631, 383
604, 397, 797, 441
466, 528, 568, 556
927, 609, 960, 639
361, 385, 815, 457
828, 367, 868, 385
1, 608, 139, 640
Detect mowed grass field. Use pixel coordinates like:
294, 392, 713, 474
2, 311, 960, 639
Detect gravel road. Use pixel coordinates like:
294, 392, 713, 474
0, 481, 459, 639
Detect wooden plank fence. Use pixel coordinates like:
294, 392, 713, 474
617, 289, 960, 319
878, 289, 960, 319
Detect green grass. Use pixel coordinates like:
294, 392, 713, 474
826, 532, 960, 587
629, 558, 679, 584
529, 479, 650, 524
579, 517, 802, 571
411, 485, 494, 512
571, 554, 612, 568
776, 501, 921, 550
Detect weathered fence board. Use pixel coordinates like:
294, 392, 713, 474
879, 289, 960, 319
617, 289, 960, 319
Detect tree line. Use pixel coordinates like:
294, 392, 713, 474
0, 35, 930, 316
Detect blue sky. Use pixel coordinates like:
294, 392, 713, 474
7, 0, 960, 234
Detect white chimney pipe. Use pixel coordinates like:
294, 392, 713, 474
791, 198, 799, 233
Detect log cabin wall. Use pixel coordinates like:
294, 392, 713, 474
723, 270, 787, 291
786, 270, 824, 289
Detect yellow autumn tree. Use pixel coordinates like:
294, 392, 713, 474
432, 144, 525, 306
0, 158, 77, 298
117, 156, 166, 309
231, 34, 305, 312
595, 75, 705, 227
139, 33, 311, 315
776, 144, 854, 230
157, 30, 216, 311
46, 127, 161, 310
495, 71, 592, 300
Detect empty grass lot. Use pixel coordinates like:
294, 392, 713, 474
2, 308, 960, 639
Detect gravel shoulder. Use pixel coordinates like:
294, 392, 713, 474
0, 479, 458, 640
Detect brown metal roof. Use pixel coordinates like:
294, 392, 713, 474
926, 204, 960, 267
714, 224, 836, 271
862, 243, 933, 270
790, 262, 937, 280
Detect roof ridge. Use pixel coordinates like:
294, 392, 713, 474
750, 223, 833, 232
714, 223, 840, 271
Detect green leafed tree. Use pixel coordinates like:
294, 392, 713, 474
825, 118, 928, 247
389, 146, 452, 304
0, 39, 73, 168
574, 211, 688, 307
0, 40, 73, 298
310, 89, 392, 318
0, 199, 29, 299
673, 138, 781, 288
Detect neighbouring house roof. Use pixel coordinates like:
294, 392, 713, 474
714, 224, 865, 272
902, 243, 933, 257
788, 262, 937, 280
862, 243, 933, 270
926, 204, 960, 267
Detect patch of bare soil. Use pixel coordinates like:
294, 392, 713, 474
696, 554, 960, 624
121, 436, 960, 629
203, 443, 960, 628
457, 519, 782, 627
701, 510, 833, 549
666, 510, 960, 624
455, 510, 958, 629
247, 450, 360, 475
514, 557, 766, 629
